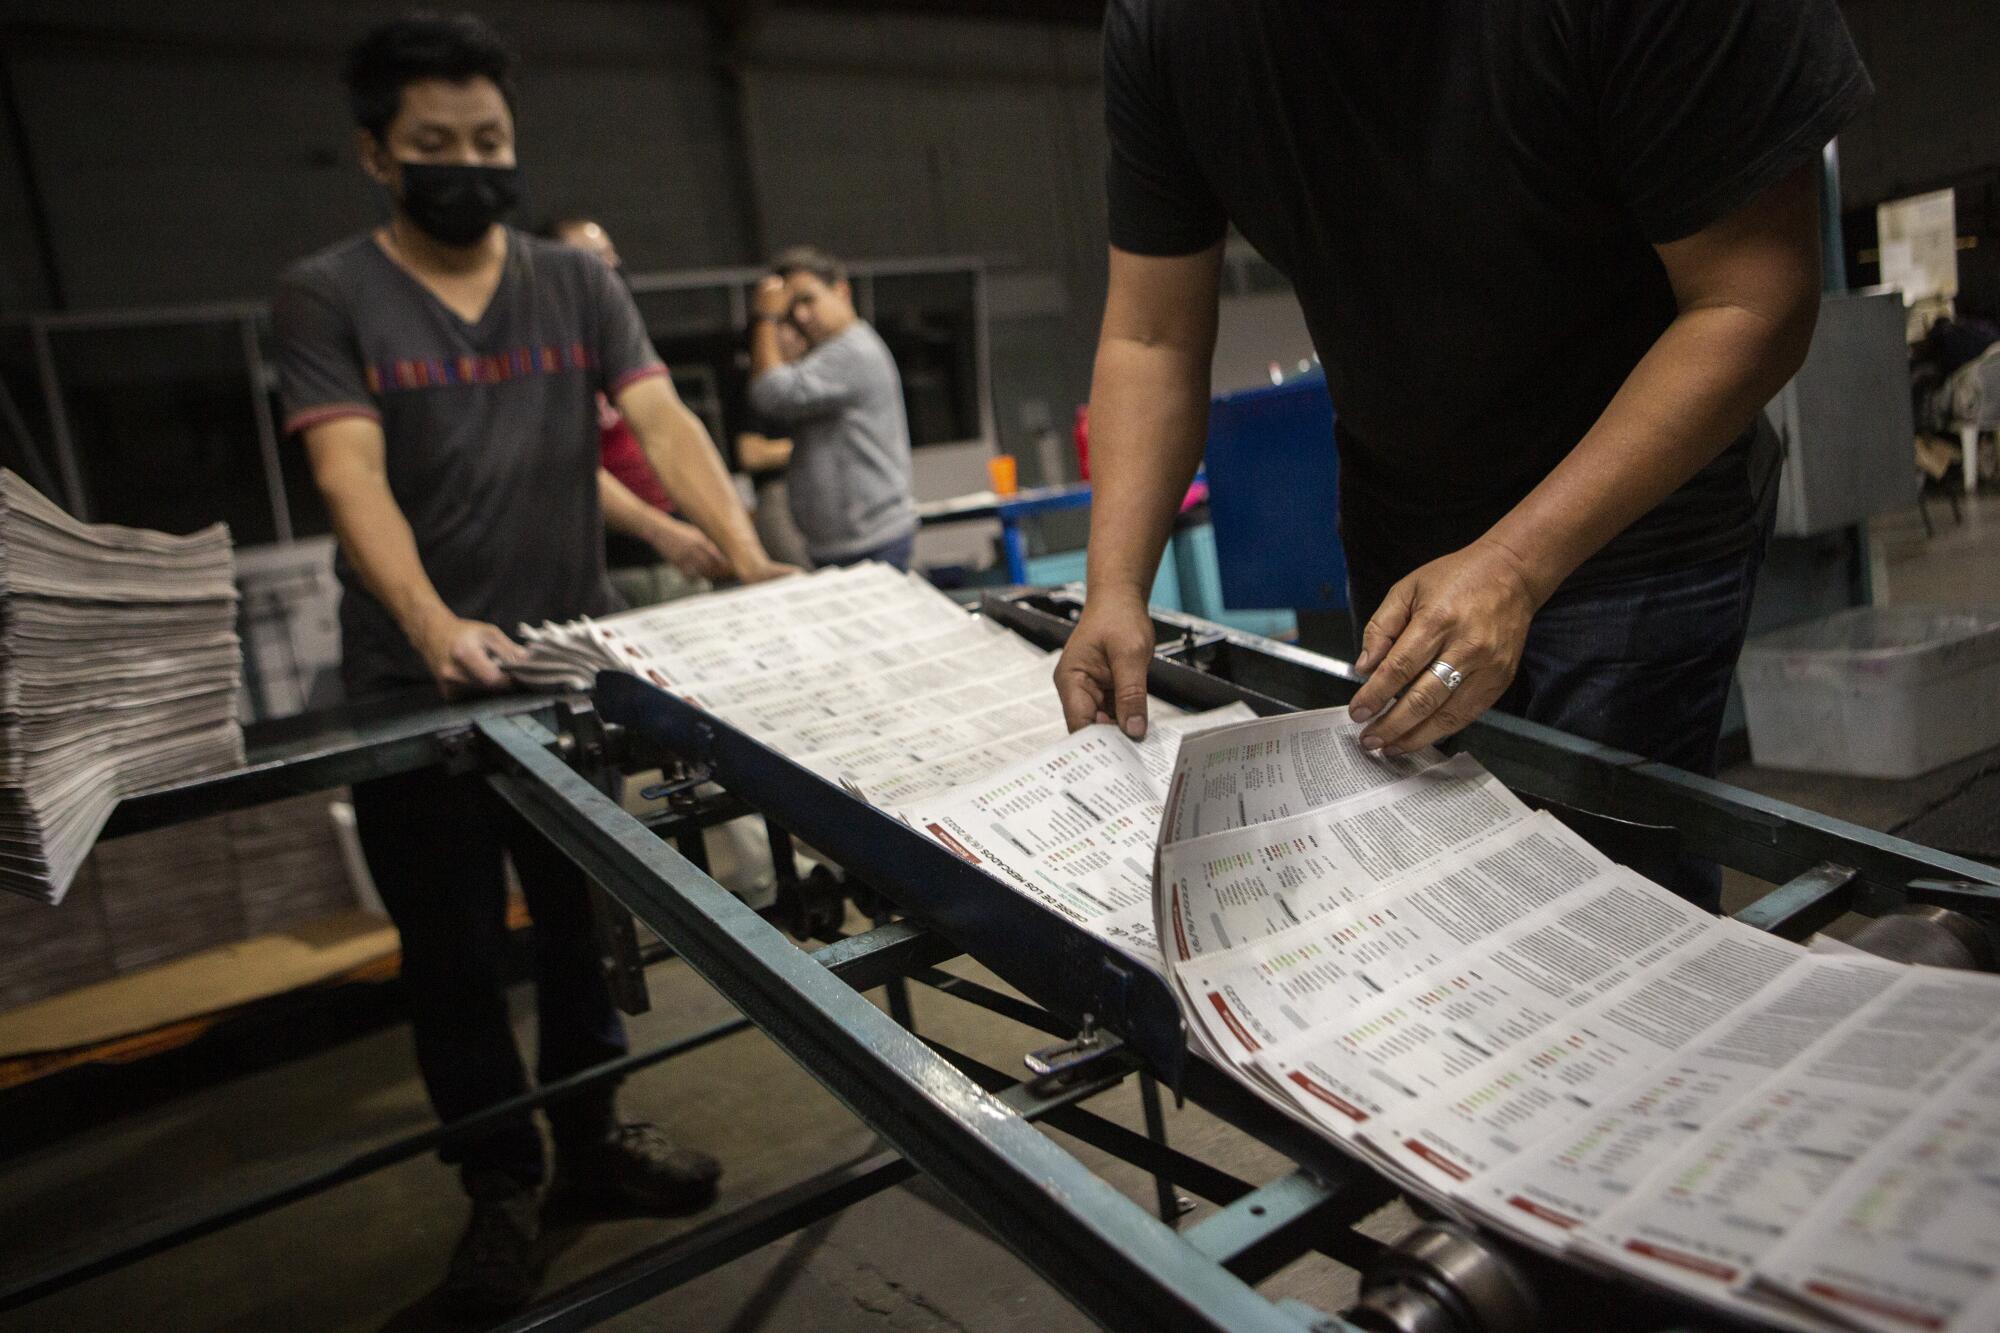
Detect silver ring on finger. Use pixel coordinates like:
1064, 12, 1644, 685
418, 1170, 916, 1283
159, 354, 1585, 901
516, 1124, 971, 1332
1427, 659, 1464, 692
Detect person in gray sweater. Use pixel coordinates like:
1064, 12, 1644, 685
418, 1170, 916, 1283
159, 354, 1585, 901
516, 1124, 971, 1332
746, 247, 919, 569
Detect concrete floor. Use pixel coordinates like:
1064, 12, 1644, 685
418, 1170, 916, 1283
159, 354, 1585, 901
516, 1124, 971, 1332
0, 939, 1407, 1332
2, 499, 1996, 1333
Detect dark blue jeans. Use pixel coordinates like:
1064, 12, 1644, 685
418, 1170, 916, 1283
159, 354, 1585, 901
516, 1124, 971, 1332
352, 766, 627, 1193
821, 529, 915, 573
1351, 541, 1768, 910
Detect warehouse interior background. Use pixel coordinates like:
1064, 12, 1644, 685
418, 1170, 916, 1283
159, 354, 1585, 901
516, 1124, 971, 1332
6, 0, 1991, 499
2, 1, 1999, 1330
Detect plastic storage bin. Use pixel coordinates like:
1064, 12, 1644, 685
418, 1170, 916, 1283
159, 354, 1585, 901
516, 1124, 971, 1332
1737, 607, 2000, 779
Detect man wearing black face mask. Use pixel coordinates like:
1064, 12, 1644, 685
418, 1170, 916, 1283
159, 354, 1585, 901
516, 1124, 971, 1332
271, 13, 787, 1315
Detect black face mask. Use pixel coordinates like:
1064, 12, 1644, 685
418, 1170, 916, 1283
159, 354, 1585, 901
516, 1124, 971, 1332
394, 161, 521, 247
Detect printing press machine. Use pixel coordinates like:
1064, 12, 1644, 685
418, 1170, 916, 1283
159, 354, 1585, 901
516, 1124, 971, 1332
9, 588, 2000, 1333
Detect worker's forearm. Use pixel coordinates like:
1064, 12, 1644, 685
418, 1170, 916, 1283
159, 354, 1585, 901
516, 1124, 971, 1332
319, 474, 452, 639
749, 319, 783, 376
1083, 336, 1213, 601
641, 406, 769, 571
1486, 303, 1815, 602
599, 468, 670, 545
736, 433, 793, 474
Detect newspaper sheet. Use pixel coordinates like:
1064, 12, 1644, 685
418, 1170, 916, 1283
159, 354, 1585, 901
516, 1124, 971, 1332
1174, 811, 1627, 1068
609, 599, 970, 693
1159, 708, 1440, 844
1368, 921, 1801, 1199
1476, 952, 1904, 1252
1156, 754, 1532, 966
1579, 969, 2000, 1308
704, 631, 1043, 739
904, 705, 1258, 965
906, 722, 1171, 962
760, 656, 1056, 757
1256, 863, 1714, 1143
1750, 1038, 2000, 1333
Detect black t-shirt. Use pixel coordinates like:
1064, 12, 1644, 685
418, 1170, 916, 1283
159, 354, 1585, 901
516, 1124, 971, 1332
1105, 0, 1871, 592
273, 229, 665, 692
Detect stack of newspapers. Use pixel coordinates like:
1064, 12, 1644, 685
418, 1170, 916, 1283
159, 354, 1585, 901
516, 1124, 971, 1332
518, 567, 2000, 1330
0, 471, 244, 905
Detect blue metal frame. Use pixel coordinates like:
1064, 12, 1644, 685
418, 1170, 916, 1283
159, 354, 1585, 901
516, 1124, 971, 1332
916, 481, 1094, 583
0, 1016, 752, 1314
592, 670, 1192, 1087
103, 688, 561, 839
476, 710, 1335, 1333
8, 677, 1386, 1332
0, 913, 961, 1315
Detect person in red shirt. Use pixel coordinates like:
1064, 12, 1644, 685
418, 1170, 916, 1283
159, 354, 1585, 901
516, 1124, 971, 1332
547, 216, 728, 587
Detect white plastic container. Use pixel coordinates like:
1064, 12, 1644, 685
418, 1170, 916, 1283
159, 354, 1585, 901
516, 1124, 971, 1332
1737, 607, 2000, 779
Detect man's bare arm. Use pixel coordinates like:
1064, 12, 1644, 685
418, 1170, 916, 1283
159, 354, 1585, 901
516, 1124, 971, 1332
1055, 242, 1224, 737
749, 277, 787, 378
735, 432, 793, 474
1351, 164, 1825, 754
615, 375, 793, 583
598, 467, 728, 579
299, 416, 521, 695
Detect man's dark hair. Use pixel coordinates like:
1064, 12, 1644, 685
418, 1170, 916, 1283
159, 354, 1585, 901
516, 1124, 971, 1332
770, 245, 846, 287
343, 12, 518, 141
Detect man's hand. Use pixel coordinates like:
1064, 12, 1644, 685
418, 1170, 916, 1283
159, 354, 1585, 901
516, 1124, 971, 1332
649, 515, 730, 579
1343, 165, 1822, 759
1060, 245, 1222, 741
735, 556, 802, 584
752, 275, 789, 320
412, 611, 526, 699
617, 374, 789, 583
1055, 590, 1156, 738
734, 431, 794, 475
1348, 538, 1543, 756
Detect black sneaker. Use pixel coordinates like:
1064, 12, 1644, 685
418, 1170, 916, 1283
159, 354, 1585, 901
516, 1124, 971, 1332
439, 1172, 545, 1318
553, 1121, 721, 1216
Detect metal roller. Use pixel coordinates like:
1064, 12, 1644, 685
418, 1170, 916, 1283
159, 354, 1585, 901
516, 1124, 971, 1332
1847, 904, 1997, 971
1347, 1222, 1540, 1333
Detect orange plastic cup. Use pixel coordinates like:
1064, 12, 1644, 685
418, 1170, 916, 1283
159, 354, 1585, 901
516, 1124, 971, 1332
987, 453, 1019, 496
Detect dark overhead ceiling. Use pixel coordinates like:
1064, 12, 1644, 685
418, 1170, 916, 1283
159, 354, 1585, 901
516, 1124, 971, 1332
717, 0, 1105, 25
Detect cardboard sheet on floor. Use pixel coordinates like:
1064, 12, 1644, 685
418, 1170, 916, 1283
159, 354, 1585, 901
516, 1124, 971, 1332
0, 909, 396, 1058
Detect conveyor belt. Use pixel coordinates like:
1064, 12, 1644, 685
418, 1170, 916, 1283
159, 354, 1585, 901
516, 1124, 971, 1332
11, 592, 1999, 1333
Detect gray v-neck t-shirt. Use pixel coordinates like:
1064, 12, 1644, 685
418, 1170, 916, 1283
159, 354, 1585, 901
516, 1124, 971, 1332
273, 228, 664, 693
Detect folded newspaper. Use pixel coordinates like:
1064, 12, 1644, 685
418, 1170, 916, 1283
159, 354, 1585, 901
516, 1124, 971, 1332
0, 471, 245, 905
515, 564, 2000, 1331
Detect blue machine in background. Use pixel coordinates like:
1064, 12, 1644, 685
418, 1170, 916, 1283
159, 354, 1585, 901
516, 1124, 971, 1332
1204, 369, 1347, 611
1202, 369, 1352, 649
931, 369, 1346, 648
